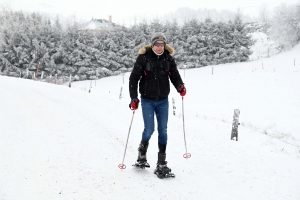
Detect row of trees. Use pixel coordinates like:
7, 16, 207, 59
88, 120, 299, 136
0, 9, 252, 81
1, 3, 298, 81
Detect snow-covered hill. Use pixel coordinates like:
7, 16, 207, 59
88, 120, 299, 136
0, 44, 300, 200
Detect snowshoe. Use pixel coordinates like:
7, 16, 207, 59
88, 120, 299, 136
154, 163, 175, 179
154, 152, 175, 178
132, 161, 150, 169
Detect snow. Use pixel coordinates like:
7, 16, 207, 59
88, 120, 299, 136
249, 32, 282, 61
0, 44, 300, 200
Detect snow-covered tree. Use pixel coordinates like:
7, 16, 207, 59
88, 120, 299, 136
269, 3, 300, 49
0, 9, 254, 81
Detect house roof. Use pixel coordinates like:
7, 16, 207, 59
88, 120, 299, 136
79, 19, 119, 30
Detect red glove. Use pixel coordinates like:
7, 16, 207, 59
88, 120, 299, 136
177, 85, 186, 96
129, 98, 140, 110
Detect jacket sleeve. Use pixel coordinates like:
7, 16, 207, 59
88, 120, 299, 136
169, 57, 184, 90
129, 55, 144, 99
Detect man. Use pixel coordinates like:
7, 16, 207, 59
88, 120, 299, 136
129, 32, 186, 176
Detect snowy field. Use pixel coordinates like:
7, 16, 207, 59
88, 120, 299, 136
0, 44, 300, 200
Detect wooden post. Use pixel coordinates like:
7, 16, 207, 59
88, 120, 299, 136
41, 71, 44, 80
230, 109, 240, 141
34, 61, 40, 81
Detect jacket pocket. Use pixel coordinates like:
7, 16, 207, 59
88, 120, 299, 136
144, 62, 155, 80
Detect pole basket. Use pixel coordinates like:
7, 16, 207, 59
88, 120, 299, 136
183, 153, 191, 159
118, 164, 126, 170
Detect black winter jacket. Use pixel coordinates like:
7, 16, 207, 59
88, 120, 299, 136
129, 44, 184, 101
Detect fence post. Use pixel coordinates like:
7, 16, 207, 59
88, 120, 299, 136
172, 97, 176, 115
119, 86, 123, 99
230, 109, 240, 141
89, 80, 92, 93
69, 75, 72, 88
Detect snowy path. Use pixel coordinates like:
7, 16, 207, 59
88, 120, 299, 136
1, 74, 300, 200
1, 44, 300, 200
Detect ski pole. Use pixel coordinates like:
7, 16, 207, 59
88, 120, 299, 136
118, 110, 135, 170
182, 96, 191, 159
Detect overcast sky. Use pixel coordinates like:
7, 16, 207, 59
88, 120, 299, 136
1, 0, 299, 25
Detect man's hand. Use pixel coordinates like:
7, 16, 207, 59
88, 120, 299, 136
129, 98, 140, 110
177, 85, 186, 96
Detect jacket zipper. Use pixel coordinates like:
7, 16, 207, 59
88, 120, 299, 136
156, 55, 160, 101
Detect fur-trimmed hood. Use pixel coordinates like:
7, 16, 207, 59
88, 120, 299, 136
138, 44, 175, 56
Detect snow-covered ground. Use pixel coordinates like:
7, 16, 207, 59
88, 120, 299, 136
0, 44, 300, 200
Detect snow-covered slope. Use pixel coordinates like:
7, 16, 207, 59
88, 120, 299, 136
0, 44, 300, 200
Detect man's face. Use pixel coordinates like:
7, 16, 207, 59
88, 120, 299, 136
153, 40, 165, 54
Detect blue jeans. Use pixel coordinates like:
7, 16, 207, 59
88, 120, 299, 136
141, 98, 169, 145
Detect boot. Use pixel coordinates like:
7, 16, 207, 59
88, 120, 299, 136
154, 143, 175, 178
136, 140, 150, 168
154, 152, 172, 177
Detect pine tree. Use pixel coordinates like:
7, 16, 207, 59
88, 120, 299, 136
0, 9, 255, 81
